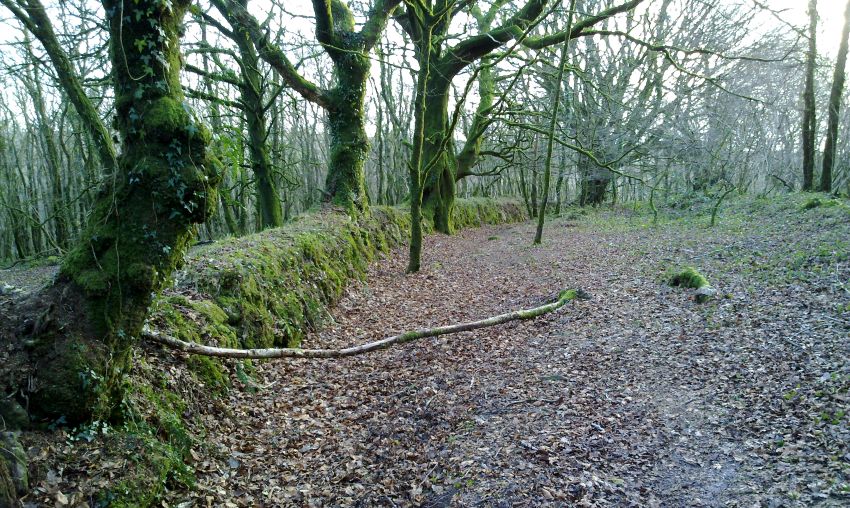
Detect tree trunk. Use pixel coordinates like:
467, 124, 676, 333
325, 68, 370, 214
234, 4, 283, 229
407, 19, 433, 274
821, 0, 850, 192
4, 0, 219, 425
803, 0, 818, 191
519, 164, 532, 217
421, 72, 456, 233
535, 0, 576, 244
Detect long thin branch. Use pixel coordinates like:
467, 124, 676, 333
523, 0, 644, 49
213, 0, 331, 109
580, 29, 794, 63
144, 290, 580, 359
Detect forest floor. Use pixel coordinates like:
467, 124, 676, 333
7, 194, 850, 507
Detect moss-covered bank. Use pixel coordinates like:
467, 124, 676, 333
148, 199, 526, 354
72, 198, 524, 506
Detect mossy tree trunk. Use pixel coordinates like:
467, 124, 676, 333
580, 166, 612, 206
421, 70, 457, 233
10, 0, 219, 424
231, 3, 284, 228
324, 34, 371, 213
821, 0, 850, 192
405, 0, 547, 234
404, 3, 437, 273
802, 0, 818, 191
215, 0, 401, 216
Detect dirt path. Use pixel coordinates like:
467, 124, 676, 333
174, 206, 849, 507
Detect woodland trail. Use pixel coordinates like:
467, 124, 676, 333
171, 205, 850, 507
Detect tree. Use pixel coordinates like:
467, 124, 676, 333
399, 0, 643, 234
214, 0, 401, 215
189, 0, 284, 228
534, 0, 576, 244
2, 0, 220, 424
821, 0, 850, 192
399, 0, 550, 234
802, 0, 817, 191
403, 0, 446, 273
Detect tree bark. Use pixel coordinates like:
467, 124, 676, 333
4, 0, 219, 425
407, 13, 433, 273
535, 0, 576, 244
821, 0, 850, 192
802, 0, 818, 191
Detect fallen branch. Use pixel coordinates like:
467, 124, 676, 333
144, 289, 580, 359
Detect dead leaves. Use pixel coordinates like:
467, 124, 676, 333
16, 200, 850, 506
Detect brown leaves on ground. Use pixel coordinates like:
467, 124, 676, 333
13, 197, 850, 506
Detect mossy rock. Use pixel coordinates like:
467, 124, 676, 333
802, 197, 830, 210
0, 432, 27, 498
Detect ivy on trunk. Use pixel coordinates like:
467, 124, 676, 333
3, 0, 219, 425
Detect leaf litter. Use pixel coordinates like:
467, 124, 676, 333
13, 197, 850, 506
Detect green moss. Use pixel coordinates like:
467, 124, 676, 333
669, 266, 710, 289
97, 357, 198, 506
186, 356, 229, 395
141, 97, 190, 140
149, 199, 522, 356
802, 195, 847, 211
451, 198, 526, 229
94, 431, 192, 508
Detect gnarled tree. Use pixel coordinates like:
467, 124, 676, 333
1, 0, 219, 425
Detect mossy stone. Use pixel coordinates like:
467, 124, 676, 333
668, 266, 715, 303
0, 432, 27, 497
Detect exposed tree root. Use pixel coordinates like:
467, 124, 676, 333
143, 289, 579, 360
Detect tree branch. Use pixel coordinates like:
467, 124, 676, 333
212, 0, 332, 109
184, 63, 243, 87
441, 0, 548, 77
523, 0, 644, 49
361, 0, 402, 50
145, 290, 580, 359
